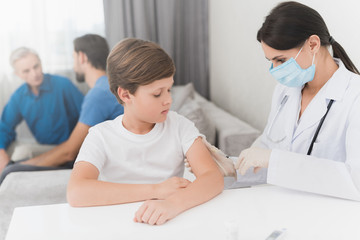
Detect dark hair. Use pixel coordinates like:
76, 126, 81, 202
107, 38, 176, 104
73, 34, 109, 71
257, 1, 359, 74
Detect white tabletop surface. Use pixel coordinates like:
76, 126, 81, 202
6, 185, 360, 240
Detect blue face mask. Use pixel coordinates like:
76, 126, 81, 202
269, 46, 316, 88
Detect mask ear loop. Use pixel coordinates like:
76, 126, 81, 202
312, 53, 316, 65
294, 44, 316, 65
294, 46, 303, 60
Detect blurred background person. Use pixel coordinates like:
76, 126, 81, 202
0, 47, 84, 179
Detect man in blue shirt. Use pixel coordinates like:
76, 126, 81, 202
0, 47, 83, 179
0, 34, 124, 183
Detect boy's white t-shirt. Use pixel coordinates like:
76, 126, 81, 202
75, 111, 202, 184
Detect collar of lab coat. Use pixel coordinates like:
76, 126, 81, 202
289, 58, 350, 141
323, 58, 351, 102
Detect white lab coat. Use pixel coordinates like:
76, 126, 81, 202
257, 58, 360, 200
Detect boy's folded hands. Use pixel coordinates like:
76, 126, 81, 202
135, 177, 190, 225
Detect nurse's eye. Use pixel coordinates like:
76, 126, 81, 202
277, 59, 286, 63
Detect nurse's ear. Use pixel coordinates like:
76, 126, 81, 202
307, 35, 321, 54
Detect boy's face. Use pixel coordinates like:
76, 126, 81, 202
129, 76, 173, 124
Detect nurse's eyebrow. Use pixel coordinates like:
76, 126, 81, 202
265, 55, 284, 61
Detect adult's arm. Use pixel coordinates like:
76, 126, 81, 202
0, 94, 23, 169
22, 122, 90, 166
0, 149, 10, 173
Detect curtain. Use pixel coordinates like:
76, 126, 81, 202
103, 0, 209, 99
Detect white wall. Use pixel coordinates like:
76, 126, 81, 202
209, 0, 360, 131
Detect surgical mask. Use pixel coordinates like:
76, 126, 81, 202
269, 46, 316, 88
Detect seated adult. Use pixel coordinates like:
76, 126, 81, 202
0, 34, 124, 184
0, 47, 84, 179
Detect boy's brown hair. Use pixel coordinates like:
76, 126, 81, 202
107, 38, 176, 104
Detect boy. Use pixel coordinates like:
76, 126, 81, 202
67, 38, 224, 225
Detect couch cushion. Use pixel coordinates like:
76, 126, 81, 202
170, 83, 194, 111
194, 92, 260, 156
178, 98, 216, 145
0, 170, 71, 239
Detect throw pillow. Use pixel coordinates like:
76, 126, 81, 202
178, 98, 216, 145
170, 83, 195, 111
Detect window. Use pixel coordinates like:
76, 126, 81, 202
0, 0, 105, 74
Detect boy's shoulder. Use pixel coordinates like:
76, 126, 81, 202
88, 114, 123, 134
168, 110, 186, 119
167, 110, 195, 128
167, 110, 185, 123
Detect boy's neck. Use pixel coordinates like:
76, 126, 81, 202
122, 114, 155, 135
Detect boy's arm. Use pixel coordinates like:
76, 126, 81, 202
67, 161, 191, 207
21, 122, 90, 166
134, 137, 224, 225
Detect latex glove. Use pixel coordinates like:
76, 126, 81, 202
184, 138, 237, 179
184, 158, 192, 172
235, 147, 271, 175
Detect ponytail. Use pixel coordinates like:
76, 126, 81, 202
330, 40, 359, 74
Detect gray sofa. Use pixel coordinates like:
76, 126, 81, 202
0, 83, 260, 239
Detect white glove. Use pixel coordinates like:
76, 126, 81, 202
235, 147, 271, 175
184, 138, 237, 179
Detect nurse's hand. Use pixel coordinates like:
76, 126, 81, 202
184, 138, 237, 178
235, 147, 271, 175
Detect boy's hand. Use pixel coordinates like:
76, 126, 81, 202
134, 199, 181, 225
154, 177, 191, 199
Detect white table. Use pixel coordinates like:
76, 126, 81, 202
5, 185, 360, 240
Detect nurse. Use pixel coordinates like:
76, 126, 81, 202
236, 1, 360, 200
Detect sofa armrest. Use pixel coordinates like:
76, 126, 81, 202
194, 93, 260, 156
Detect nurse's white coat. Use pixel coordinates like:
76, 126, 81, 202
259, 59, 360, 200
